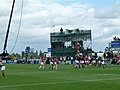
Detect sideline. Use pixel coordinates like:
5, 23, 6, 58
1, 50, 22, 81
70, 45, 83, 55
0, 78, 120, 88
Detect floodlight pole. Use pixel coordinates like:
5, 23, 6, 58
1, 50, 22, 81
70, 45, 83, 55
3, 0, 16, 54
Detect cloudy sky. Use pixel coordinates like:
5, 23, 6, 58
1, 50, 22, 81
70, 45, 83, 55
0, 0, 120, 54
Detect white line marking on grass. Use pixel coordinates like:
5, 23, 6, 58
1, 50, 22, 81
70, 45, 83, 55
0, 78, 120, 88
95, 74, 119, 76
84, 78, 120, 82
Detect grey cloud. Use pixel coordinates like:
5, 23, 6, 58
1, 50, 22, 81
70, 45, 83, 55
95, 2, 120, 19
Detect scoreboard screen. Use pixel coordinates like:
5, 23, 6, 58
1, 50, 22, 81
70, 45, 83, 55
111, 41, 120, 47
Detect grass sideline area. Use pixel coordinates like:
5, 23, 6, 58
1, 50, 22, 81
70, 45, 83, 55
0, 64, 120, 90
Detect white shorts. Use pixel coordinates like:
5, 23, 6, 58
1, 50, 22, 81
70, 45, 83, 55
41, 62, 44, 65
85, 61, 89, 64
50, 62, 53, 65
101, 61, 105, 65
92, 60, 96, 64
75, 60, 79, 64
81, 61, 84, 64
54, 62, 57, 64
1, 66, 6, 71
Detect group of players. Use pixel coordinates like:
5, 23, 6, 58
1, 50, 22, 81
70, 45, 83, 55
74, 54, 106, 69
39, 56, 58, 70
38, 52, 106, 72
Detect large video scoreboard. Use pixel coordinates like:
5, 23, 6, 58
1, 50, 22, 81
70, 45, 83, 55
111, 41, 120, 47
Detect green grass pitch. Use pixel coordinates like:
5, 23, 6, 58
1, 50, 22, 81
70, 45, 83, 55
0, 64, 120, 90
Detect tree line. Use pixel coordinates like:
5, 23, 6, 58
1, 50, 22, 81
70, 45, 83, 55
9, 50, 44, 60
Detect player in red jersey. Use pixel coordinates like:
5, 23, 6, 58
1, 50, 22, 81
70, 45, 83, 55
53, 57, 58, 70
39, 57, 45, 70
0, 59, 2, 65
84, 55, 90, 67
